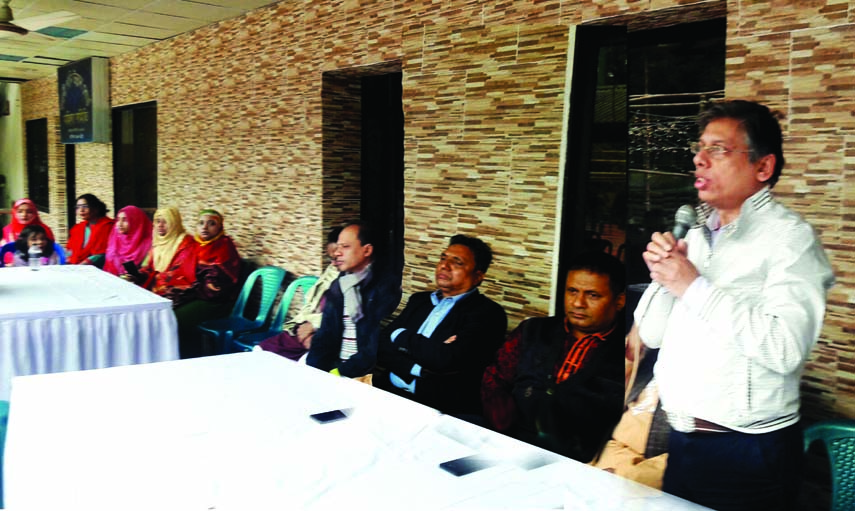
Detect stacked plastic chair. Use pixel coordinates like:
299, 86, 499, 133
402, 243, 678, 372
804, 419, 855, 511
197, 265, 287, 354
233, 275, 319, 352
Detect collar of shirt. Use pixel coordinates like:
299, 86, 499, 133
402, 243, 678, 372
698, 186, 773, 237
562, 318, 616, 340
415, 287, 478, 339
430, 287, 476, 306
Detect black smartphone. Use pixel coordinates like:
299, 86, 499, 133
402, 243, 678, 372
309, 409, 348, 424
122, 260, 141, 277
438, 453, 496, 477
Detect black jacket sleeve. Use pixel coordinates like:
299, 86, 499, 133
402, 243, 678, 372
377, 290, 507, 414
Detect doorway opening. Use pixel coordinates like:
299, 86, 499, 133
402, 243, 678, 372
112, 101, 157, 216
558, 17, 725, 311
625, 18, 725, 286
65, 144, 76, 231
321, 63, 404, 276
24, 118, 49, 213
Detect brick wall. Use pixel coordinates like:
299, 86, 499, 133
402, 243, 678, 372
723, 0, 855, 420
19, 81, 66, 241
19, 0, 855, 419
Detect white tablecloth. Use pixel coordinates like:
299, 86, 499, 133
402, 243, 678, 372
0, 265, 179, 401
3, 351, 709, 510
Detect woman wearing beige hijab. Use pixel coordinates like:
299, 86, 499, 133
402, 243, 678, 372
138, 207, 197, 303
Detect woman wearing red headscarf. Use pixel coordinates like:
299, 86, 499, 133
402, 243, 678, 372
2, 198, 55, 265
66, 193, 114, 267
103, 205, 153, 277
173, 209, 241, 358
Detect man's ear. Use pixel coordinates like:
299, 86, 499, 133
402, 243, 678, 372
473, 270, 485, 287
615, 291, 626, 311
755, 154, 776, 184
363, 243, 374, 260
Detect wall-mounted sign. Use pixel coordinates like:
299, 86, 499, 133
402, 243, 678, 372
58, 57, 110, 143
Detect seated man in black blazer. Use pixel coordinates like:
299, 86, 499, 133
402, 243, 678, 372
375, 234, 507, 416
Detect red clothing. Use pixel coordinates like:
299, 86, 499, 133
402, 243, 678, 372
193, 234, 240, 302
2, 198, 55, 265
66, 216, 115, 264
140, 235, 198, 301
481, 326, 526, 431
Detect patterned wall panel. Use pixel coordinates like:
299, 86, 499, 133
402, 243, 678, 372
20, 81, 66, 242
402, 23, 570, 323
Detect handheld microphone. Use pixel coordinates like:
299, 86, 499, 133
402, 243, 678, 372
635, 204, 698, 325
672, 204, 697, 240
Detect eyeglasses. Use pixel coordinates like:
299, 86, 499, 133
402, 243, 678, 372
75, 204, 90, 210
689, 142, 753, 160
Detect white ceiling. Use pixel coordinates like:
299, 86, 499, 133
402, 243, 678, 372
0, 0, 277, 82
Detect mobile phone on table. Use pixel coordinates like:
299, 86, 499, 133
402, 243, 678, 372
309, 409, 348, 424
438, 453, 496, 477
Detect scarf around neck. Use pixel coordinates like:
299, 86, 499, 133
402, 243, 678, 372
339, 264, 371, 323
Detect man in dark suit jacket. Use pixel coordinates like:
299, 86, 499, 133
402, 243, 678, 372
375, 234, 507, 416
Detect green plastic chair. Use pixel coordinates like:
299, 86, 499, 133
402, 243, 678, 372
233, 275, 319, 352
804, 419, 855, 511
198, 265, 287, 354
0, 400, 9, 509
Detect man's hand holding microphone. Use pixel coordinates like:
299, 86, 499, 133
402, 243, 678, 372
642, 205, 699, 299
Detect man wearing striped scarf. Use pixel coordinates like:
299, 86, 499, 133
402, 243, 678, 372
307, 221, 401, 380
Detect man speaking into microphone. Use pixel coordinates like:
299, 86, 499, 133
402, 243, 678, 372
633, 100, 834, 511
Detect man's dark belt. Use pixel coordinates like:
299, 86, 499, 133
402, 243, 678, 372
667, 411, 735, 434
690, 417, 734, 433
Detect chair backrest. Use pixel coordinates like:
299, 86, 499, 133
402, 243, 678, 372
804, 419, 855, 511
53, 241, 67, 264
231, 266, 288, 325
267, 275, 320, 333
0, 241, 15, 267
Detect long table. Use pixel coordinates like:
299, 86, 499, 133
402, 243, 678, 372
3, 351, 709, 510
0, 265, 179, 401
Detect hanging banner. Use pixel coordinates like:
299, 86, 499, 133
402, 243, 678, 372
58, 57, 110, 143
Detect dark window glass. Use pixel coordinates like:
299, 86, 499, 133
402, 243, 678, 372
25, 118, 49, 212
112, 102, 157, 215
626, 19, 726, 285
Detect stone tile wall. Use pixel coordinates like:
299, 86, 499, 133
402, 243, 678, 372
19, 81, 66, 241
19, 0, 855, 420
